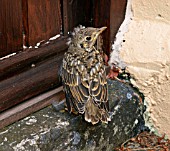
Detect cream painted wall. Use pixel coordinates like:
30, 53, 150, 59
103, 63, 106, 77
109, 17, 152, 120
110, 0, 170, 137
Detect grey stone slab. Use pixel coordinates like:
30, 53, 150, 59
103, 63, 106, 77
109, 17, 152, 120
0, 79, 147, 151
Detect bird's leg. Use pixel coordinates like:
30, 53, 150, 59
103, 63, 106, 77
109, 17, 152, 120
52, 99, 79, 115
65, 107, 79, 115
65, 97, 79, 115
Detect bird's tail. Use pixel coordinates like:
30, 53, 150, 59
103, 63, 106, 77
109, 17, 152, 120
84, 99, 111, 125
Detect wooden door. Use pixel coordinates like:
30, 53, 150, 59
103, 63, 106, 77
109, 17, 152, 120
0, 0, 127, 125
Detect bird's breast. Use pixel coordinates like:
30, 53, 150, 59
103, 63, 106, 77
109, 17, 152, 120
64, 47, 105, 78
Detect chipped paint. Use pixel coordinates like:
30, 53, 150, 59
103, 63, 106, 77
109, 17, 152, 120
24, 34, 60, 50
0, 52, 17, 61
109, 0, 132, 69
49, 34, 60, 41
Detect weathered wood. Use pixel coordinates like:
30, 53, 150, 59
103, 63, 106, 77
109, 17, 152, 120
0, 55, 62, 112
93, 0, 127, 56
62, 0, 92, 35
0, 0, 127, 119
22, 0, 29, 46
93, 0, 111, 56
0, 86, 64, 129
23, 0, 62, 46
0, 37, 68, 112
62, 0, 69, 35
110, 0, 127, 44
0, 36, 68, 81
0, 0, 23, 57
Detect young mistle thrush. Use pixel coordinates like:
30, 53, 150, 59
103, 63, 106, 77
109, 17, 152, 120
61, 26, 110, 125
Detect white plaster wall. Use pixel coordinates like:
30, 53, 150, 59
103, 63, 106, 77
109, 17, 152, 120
110, 0, 170, 137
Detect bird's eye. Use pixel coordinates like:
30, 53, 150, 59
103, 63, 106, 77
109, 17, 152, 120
86, 36, 91, 41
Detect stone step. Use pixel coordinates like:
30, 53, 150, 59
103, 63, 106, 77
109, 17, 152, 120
0, 79, 147, 151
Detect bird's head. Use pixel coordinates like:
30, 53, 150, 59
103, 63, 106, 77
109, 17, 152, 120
71, 26, 107, 52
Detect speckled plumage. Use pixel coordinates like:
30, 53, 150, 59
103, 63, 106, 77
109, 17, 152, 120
61, 26, 110, 124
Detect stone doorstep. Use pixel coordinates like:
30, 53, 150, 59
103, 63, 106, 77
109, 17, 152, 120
0, 79, 146, 151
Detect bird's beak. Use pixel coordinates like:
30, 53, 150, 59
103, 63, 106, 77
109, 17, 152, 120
89, 27, 107, 49
97, 27, 107, 34
94, 27, 107, 39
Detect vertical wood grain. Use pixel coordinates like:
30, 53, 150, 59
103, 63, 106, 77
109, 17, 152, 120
62, 0, 92, 35
93, 0, 111, 56
23, 0, 62, 46
93, 0, 127, 56
0, 36, 68, 112
110, 0, 127, 45
0, 0, 127, 114
0, 0, 23, 57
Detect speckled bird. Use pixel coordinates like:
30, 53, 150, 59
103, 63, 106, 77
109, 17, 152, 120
61, 26, 110, 125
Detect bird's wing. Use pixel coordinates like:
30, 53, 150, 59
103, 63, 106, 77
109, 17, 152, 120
89, 67, 109, 111
62, 52, 109, 114
62, 56, 90, 113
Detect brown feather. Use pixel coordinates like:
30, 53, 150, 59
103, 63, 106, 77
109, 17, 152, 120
61, 26, 110, 124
